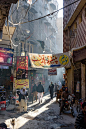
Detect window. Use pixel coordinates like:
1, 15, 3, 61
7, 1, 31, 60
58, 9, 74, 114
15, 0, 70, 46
74, 22, 77, 29
21, 43, 22, 52
79, 15, 82, 24
85, 8, 86, 17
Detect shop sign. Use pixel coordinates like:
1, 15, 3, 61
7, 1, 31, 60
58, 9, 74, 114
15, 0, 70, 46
16, 56, 28, 71
48, 69, 57, 75
14, 79, 29, 89
29, 52, 70, 69
0, 47, 14, 66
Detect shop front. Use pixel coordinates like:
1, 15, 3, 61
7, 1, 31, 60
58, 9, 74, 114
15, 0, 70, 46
73, 46, 86, 99
0, 48, 14, 97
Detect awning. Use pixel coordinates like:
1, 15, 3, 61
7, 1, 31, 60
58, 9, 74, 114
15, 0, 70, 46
0, 26, 16, 47
72, 45, 86, 63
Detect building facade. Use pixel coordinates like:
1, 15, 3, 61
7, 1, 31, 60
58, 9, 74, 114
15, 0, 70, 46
63, 0, 86, 99
8, 0, 63, 93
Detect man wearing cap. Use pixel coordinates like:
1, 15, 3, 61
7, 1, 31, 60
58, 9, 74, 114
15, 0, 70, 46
17, 87, 28, 112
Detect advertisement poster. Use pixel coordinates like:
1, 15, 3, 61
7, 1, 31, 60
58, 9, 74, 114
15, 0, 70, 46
16, 56, 28, 71
14, 79, 29, 89
76, 81, 80, 92
29, 52, 70, 69
0, 47, 14, 66
48, 69, 57, 75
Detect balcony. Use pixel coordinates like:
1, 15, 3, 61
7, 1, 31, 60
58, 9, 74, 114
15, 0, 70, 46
50, 3, 56, 10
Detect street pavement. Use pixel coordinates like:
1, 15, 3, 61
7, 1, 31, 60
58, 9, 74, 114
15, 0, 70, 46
0, 93, 77, 129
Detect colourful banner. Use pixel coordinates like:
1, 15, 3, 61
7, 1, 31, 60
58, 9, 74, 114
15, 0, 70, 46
0, 47, 14, 66
29, 52, 70, 69
14, 79, 29, 89
48, 69, 57, 75
16, 56, 28, 71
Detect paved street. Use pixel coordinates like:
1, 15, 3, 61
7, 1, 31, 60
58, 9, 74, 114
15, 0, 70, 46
0, 93, 77, 129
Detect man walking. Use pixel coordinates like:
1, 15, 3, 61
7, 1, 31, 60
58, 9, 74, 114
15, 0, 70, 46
32, 83, 37, 102
37, 82, 44, 104
49, 82, 54, 100
17, 87, 28, 112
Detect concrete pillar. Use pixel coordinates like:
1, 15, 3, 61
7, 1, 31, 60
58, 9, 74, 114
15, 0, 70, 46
81, 63, 85, 99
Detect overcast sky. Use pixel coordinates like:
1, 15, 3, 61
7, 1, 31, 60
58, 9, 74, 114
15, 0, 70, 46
57, 0, 63, 17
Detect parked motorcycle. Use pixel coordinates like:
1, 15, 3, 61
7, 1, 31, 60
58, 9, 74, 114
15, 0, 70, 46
58, 95, 75, 117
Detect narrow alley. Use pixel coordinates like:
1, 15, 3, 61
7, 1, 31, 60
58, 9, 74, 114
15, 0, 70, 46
0, 93, 76, 129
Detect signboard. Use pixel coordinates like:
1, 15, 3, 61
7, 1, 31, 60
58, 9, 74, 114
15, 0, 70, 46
16, 56, 28, 71
14, 79, 29, 89
0, 47, 14, 66
48, 69, 57, 75
16, 69, 28, 79
29, 52, 70, 69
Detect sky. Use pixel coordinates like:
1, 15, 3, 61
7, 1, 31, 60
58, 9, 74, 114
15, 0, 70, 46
57, 0, 63, 17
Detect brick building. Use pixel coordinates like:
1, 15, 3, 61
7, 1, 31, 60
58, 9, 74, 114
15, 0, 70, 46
63, 0, 86, 99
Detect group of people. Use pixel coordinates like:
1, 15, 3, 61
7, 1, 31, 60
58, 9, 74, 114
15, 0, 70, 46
31, 82, 44, 104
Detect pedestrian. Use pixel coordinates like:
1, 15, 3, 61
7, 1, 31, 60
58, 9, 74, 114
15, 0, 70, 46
17, 87, 28, 112
37, 82, 44, 104
75, 102, 86, 129
31, 83, 37, 102
49, 82, 54, 100
59, 84, 65, 94
54, 83, 58, 97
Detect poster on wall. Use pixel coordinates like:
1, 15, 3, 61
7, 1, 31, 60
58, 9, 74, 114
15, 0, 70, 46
48, 69, 57, 75
14, 79, 29, 89
0, 47, 14, 66
16, 56, 28, 71
29, 52, 71, 69
76, 81, 80, 92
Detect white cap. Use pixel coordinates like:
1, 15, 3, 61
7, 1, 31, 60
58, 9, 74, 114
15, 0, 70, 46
23, 87, 26, 90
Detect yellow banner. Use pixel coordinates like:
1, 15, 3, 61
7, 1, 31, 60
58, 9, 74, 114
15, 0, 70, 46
15, 79, 29, 89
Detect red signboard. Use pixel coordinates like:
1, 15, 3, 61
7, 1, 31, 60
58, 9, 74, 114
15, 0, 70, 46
16, 56, 28, 71
48, 69, 57, 75
0, 101, 6, 111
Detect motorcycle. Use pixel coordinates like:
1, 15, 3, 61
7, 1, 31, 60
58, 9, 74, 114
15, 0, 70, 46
58, 95, 75, 117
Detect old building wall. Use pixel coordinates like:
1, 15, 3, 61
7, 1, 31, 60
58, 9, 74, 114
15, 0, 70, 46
63, 4, 86, 52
